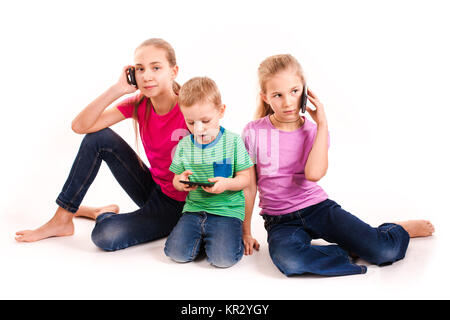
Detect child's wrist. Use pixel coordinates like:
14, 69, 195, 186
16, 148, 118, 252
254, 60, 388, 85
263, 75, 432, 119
317, 119, 328, 128
225, 177, 240, 191
111, 83, 128, 96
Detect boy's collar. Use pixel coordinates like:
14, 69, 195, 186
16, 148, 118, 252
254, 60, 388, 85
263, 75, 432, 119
191, 126, 225, 149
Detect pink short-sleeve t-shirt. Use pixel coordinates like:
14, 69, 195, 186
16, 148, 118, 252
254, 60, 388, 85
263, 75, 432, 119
242, 115, 329, 216
117, 95, 189, 202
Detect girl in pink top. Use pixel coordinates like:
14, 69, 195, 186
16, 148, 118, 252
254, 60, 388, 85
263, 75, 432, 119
242, 54, 434, 276
15, 38, 189, 251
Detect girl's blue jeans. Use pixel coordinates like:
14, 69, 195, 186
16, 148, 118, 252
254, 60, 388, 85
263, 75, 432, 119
263, 199, 410, 277
164, 211, 244, 268
55, 128, 185, 251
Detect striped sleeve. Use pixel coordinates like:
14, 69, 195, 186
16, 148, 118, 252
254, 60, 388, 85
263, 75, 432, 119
169, 141, 185, 175
234, 135, 254, 172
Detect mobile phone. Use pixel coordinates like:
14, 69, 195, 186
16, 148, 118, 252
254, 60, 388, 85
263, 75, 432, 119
127, 67, 137, 87
300, 84, 307, 113
179, 180, 216, 188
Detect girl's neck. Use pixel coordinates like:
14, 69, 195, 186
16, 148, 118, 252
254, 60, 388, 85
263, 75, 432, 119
269, 114, 304, 132
150, 90, 178, 115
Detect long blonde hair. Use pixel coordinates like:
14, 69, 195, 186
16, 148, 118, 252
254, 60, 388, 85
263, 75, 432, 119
131, 38, 180, 168
255, 54, 306, 119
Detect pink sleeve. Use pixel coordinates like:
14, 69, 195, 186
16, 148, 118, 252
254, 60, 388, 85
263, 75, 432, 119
241, 123, 257, 163
116, 95, 139, 119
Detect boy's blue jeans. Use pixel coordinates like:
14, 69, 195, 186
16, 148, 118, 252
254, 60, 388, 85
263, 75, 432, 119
55, 128, 185, 251
263, 199, 410, 277
164, 211, 244, 268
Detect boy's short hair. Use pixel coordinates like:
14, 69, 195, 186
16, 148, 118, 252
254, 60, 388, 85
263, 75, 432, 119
179, 77, 222, 108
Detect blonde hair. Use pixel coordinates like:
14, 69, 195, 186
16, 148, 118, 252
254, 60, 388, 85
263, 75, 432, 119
179, 77, 222, 109
255, 54, 306, 119
131, 38, 180, 168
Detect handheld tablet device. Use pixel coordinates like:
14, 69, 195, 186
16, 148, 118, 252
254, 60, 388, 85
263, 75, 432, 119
179, 180, 216, 188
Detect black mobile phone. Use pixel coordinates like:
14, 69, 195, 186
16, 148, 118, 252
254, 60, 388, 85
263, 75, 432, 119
300, 84, 307, 113
127, 67, 137, 87
179, 180, 216, 188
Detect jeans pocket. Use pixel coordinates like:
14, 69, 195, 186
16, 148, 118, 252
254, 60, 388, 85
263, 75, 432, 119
213, 158, 232, 177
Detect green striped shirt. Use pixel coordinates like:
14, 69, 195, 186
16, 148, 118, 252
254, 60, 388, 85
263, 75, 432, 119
169, 127, 254, 221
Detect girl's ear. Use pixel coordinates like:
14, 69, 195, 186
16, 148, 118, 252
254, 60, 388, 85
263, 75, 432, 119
260, 91, 269, 105
171, 65, 179, 80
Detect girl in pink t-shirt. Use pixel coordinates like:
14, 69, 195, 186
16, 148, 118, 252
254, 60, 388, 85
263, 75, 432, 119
15, 38, 189, 251
242, 54, 434, 276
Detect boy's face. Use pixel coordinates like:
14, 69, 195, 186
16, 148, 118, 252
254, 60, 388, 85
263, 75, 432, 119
134, 45, 178, 97
261, 70, 304, 122
180, 102, 226, 144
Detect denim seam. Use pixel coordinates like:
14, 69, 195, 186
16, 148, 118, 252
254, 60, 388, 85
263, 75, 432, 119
359, 265, 367, 274
200, 213, 207, 235
381, 225, 396, 233
55, 198, 78, 213
193, 213, 207, 260
60, 150, 82, 200
69, 150, 101, 206
190, 237, 202, 260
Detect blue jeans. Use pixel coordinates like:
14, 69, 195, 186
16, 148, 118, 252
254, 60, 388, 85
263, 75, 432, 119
263, 199, 410, 277
55, 128, 185, 251
164, 212, 244, 268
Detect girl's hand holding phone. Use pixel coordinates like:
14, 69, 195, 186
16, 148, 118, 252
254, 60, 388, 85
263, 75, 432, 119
115, 65, 138, 95
305, 88, 327, 126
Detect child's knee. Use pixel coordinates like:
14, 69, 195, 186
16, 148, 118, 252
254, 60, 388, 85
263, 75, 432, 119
366, 224, 410, 266
91, 220, 121, 251
369, 247, 406, 266
164, 237, 200, 264
207, 246, 243, 268
164, 246, 195, 263
208, 256, 239, 268
82, 127, 114, 146
269, 244, 309, 276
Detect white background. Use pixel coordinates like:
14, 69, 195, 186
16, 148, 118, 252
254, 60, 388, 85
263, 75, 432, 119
1, 0, 449, 299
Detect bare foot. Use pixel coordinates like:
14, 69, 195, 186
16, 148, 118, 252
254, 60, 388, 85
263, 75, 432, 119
74, 204, 119, 220
396, 220, 435, 238
15, 207, 75, 242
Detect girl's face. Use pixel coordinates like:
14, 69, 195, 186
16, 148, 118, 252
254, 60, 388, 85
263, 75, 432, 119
261, 70, 304, 121
134, 45, 178, 97
181, 102, 225, 144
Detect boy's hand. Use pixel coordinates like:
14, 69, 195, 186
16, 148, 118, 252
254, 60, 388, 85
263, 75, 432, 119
174, 170, 198, 192
201, 177, 230, 194
243, 234, 260, 255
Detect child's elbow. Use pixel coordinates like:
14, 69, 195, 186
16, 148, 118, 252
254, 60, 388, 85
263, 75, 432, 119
242, 175, 252, 189
305, 171, 326, 182
71, 122, 83, 134
245, 178, 257, 192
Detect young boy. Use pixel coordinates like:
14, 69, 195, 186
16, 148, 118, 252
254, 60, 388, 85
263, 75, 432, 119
164, 77, 254, 268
